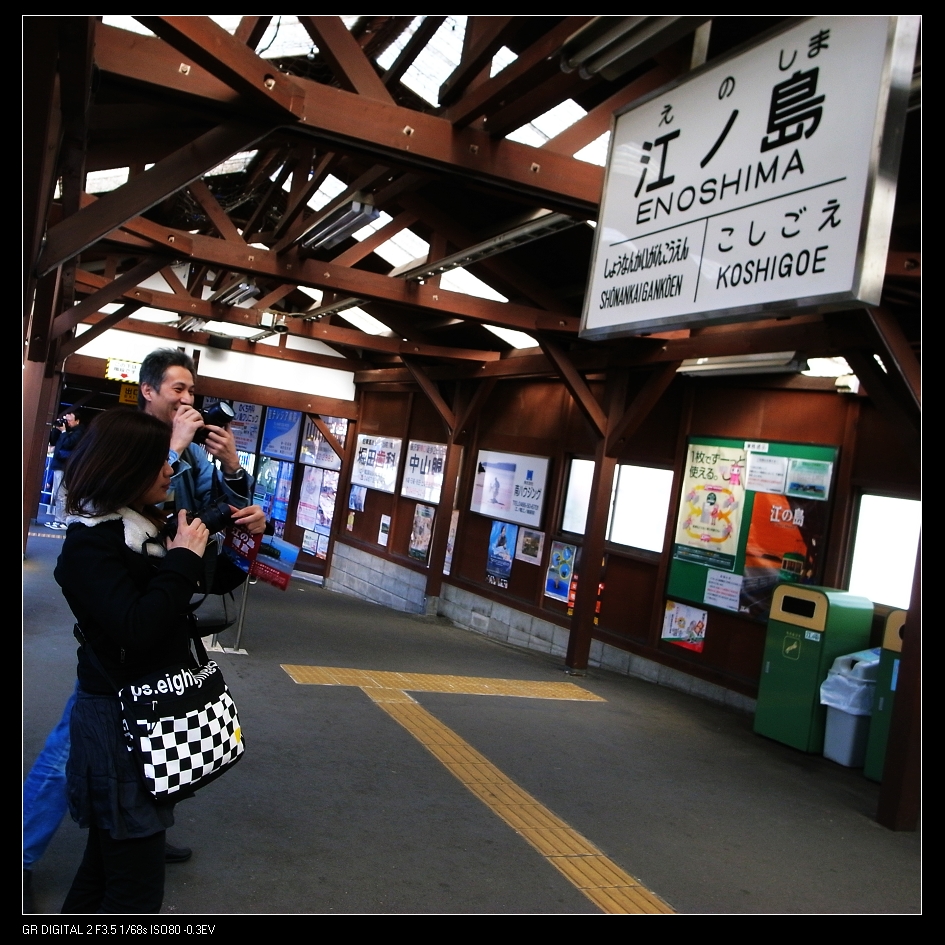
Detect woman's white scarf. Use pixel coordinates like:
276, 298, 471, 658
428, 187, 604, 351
65, 507, 167, 557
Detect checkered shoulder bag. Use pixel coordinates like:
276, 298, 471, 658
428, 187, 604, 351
77, 626, 245, 800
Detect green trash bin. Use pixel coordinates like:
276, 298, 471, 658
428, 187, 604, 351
754, 585, 874, 752
863, 609, 906, 782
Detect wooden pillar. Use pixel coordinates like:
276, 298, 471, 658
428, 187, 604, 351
424, 430, 463, 601
566, 370, 627, 670
876, 537, 921, 830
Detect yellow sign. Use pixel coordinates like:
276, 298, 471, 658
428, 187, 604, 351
119, 383, 139, 406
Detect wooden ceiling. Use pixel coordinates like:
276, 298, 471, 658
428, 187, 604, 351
24, 16, 919, 438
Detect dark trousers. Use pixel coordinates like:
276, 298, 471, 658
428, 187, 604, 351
61, 826, 165, 914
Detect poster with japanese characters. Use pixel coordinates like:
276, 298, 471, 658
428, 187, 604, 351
401, 440, 448, 504
667, 436, 837, 621
299, 415, 347, 470
252, 536, 300, 591
582, 17, 918, 338
261, 407, 302, 461
470, 450, 549, 528
673, 442, 747, 572
230, 401, 263, 455
662, 600, 708, 653
351, 434, 402, 494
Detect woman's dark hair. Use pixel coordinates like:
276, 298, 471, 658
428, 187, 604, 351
64, 408, 170, 515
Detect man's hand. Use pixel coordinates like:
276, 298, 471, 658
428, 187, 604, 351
202, 425, 241, 475
170, 406, 204, 456
230, 504, 267, 536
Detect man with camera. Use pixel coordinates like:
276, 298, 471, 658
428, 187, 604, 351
138, 349, 266, 536
48, 410, 85, 528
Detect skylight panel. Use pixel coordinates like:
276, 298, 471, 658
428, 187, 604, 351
86, 168, 130, 193
377, 17, 423, 70
338, 307, 391, 336
374, 229, 430, 268
491, 46, 518, 77
304, 174, 348, 211
206, 151, 259, 178
399, 16, 466, 106
574, 132, 610, 167
439, 269, 507, 303
483, 325, 537, 349
352, 210, 394, 242
101, 16, 154, 37
506, 100, 587, 147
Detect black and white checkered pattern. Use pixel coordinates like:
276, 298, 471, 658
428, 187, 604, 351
134, 690, 244, 798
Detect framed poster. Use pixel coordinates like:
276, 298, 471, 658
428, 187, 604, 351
515, 528, 545, 565
401, 440, 448, 504
667, 436, 836, 620
581, 17, 919, 338
231, 401, 263, 455
261, 407, 302, 461
352, 434, 402, 494
470, 450, 549, 528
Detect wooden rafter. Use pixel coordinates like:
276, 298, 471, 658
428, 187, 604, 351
136, 16, 305, 117
39, 121, 275, 274
382, 16, 445, 88
401, 356, 456, 432
298, 16, 395, 104
234, 16, 272, 50
438, 17, 517, 106
93, 22, 602, 214
188, 179, 245, 243
604, 361, 682, 456
539, 336, 607, 437
58, 302, 144, 360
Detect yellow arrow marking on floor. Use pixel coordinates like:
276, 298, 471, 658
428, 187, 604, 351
282, 665, 674, 915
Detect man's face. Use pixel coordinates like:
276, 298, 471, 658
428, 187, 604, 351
63, 412, 77, 428
141, 365, 196, 425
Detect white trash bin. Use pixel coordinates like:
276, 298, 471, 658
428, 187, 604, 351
819, 648, 881, 767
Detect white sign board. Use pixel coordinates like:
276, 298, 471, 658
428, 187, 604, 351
351, 434, 402, 494
401, 440, 448, 504
581, 16, 918, 339
470, 450, 549, 528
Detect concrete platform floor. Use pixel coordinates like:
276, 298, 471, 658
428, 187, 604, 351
24, 530, 920, 915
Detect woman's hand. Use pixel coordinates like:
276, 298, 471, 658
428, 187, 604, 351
167, 509, 210, 557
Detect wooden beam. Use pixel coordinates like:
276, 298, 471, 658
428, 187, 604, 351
234, 16, 272, 50
160, 265, 189, 296
438, 17, 516, 106
401, 356, 456, 432
885, 250, 920, 279
453, 378, 497, 445
539, 336, 607, 437
298, 16, 395, 104
866, 307, 921, 409
39, 121, 275, 273
52, 258, 165, 338
444, 17, 593, 127
188, 179, 246, 243
273, 151, 339, 239
136, 15, 305, 117
605, 361, 681, 456
94, 22, 603, 214
58, 302, 144, 359
383, 16, 445, 87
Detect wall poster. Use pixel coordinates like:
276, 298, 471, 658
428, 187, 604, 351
352, 434, 402, 494
544, 541, 577, 603
515, 528, 545, 565
409, 504, 436, 563
261, 407, 302, 460
299, 415, 347, 470
662, 600, 708, 653
470, 450, 549, 528
231, 401, 263, 455
668, 436, 836, 621
486, 520, 518, 589
401, 440, 448, 504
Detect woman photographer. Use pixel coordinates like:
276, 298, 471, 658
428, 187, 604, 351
55, 408, 209, 914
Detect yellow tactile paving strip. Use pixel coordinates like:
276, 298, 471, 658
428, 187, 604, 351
282, 665, 605, 701
282, 664, 674, 914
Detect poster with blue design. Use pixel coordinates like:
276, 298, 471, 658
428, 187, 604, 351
261, 407, 302, 460
486, 520, 518, 589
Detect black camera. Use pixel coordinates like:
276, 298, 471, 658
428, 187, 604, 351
163, 496, 233, 539
192, 401, 236, 445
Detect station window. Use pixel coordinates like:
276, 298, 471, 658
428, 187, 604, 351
561, 458, 595, 534
607, 464, 675, 553
847, 494, 920, 608
560, 459, 675, 554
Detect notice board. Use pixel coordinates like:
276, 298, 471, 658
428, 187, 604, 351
667, 436, 837, 621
